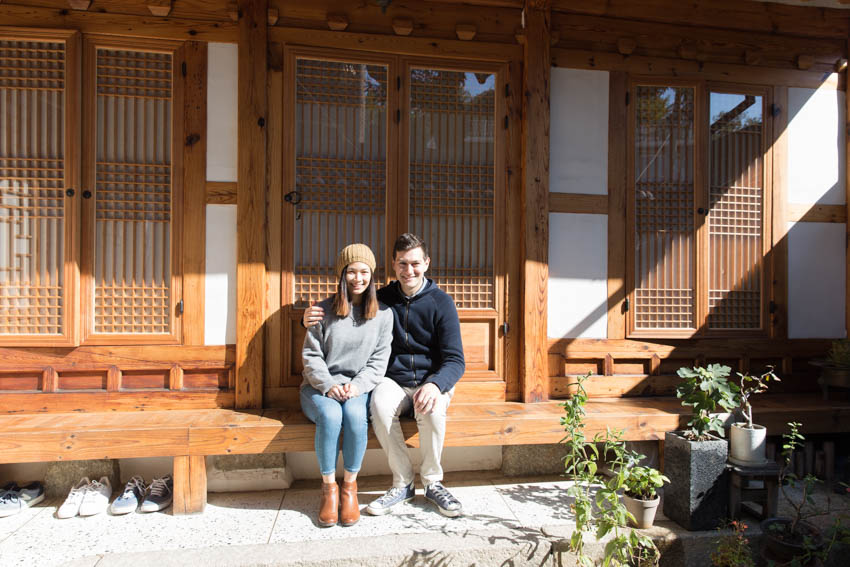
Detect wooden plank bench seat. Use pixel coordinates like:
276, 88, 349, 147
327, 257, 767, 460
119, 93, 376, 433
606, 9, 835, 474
2, 393, 849, 514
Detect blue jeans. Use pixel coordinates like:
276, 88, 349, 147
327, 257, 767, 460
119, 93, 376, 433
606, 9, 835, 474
300, 385, 369, 476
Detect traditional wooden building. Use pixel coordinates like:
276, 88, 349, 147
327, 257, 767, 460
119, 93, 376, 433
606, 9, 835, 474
1, 0, 849, 513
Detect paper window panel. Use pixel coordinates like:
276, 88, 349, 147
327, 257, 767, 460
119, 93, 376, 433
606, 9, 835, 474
633, 86, 696, 330
293, 59, 387, 306
92, 48, 172, 335
408, 69, 495, 309
707, 93, 764, 330
0, 40, 67, 336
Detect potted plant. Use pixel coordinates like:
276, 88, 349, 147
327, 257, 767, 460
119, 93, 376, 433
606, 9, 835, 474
811, 339, 850, 399
622, 464, 669, 529
761, 421, 829, 566
729, 367, 779, 466
560, 373, 661, 566
664, 364, 739, 531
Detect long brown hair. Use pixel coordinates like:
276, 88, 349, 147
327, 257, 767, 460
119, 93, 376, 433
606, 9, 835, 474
332, 266, 379, 320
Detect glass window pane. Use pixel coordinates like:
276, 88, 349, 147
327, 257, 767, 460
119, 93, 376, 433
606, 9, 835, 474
707, 92, 763, 330
633, 86, 696, 330
293, 59, 387, 305
0, 39, 67, 336
408, 69, 495, 309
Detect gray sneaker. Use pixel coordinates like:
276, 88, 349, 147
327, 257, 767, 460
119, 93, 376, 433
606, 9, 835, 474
0, 482, 44, 518
424, 481, 462, 517
110, 476, 147, 515
140, 475, 172, 513
366, 483, 415, 516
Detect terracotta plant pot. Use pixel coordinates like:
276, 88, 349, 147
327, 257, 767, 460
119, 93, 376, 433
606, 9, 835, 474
729, 422, 768, 466
623, 493, 660, 529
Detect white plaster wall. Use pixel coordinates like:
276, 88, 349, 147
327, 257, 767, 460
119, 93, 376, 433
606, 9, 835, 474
787, 221, 846, 338
547, 213, 608, 338
286, 446, 502, 480
550, 67, 609, 195
207, 42, 238, 182
788, 87, 846, 205
205, 204, 237, 345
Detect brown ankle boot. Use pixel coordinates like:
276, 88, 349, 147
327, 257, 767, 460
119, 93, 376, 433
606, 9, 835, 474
318, 482, 339, 527
339, 479, 360, 526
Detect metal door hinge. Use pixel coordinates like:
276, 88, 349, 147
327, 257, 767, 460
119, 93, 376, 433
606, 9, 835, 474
500, 321, 509, 336
770, 103, 781, 118
623, 298, 630, 312
769, 301, 777, 314
625, 91, 630, 106
176, 300, 184, 316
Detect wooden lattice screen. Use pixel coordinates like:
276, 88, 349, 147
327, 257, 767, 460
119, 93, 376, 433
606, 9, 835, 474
293, 58, 387, 305
0, 39, 68, 338
91, 48, 173, 335
408, 69, 495, 309
633, 86, 695, 330
707, 92, 763, 330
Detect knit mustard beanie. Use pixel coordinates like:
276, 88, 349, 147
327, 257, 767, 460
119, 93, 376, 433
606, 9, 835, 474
335, 243, 377, 276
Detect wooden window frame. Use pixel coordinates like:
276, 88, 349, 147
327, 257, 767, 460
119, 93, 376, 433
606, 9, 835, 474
626, 77, 773, 339
0, 29, 188, 347
280, 46, 508, 382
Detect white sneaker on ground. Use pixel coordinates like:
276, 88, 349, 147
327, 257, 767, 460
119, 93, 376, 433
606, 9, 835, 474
56, 477, 90, 519
78, 477, 111, 517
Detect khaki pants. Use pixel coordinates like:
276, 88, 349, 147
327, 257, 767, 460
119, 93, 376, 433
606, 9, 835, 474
370, 377, 454, 488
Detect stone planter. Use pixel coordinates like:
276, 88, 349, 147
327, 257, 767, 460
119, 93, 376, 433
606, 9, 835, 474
729, 423, 768, 466
662, 431, 728, 531
623, 493, 660, 529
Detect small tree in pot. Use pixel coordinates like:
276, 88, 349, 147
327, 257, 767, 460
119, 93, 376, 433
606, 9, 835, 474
812, 339, 850, 399
664, 364, 739, 530
729, 367, 779, 466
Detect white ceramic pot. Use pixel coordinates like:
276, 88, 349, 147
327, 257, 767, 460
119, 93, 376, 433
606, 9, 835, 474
729, 422, 768, 466
623, 493, 660, 529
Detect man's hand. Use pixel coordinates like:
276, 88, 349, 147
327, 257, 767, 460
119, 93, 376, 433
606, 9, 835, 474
342, 382, 360, 400
302, 300, 325, 328
326, 384, 346, 401
413, 383, 441, 415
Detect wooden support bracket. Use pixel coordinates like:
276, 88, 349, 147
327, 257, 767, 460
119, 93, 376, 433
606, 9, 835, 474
392, 17, 414, 36
616, 37, 636, 56
147, 0, 172, 17
268, 8, 279, 26
744, 50, 763, 65
327, 13, 349, 31
456, 23, 477, 41
173, 455, 207, 515
68, 0, 91, 10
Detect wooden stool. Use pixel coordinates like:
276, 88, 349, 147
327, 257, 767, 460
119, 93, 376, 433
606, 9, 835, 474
727, 461, 781, 520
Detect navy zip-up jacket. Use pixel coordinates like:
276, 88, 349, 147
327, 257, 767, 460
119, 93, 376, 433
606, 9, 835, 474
376, 279, 465, 393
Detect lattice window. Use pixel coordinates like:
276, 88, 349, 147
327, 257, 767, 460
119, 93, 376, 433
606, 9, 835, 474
293, 58, 387, 305
408, 69, 495, 309
0, 39, 67, 337
92, 48, 173, 335
707, 92, 764, 330
633, 86, 695, 330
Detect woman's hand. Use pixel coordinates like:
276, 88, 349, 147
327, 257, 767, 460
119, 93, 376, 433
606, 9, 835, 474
326, 384, 346, 401
342, 383, 360, 399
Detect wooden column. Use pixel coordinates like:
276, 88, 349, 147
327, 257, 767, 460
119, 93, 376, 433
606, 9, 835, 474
607, 72, 627, 339
236, 0, 268, 409
182, 41, 207, 346
520, 1, 550, 403
172, 455, 207, 515
771, 86, 789, 339
846, 39, 850, 336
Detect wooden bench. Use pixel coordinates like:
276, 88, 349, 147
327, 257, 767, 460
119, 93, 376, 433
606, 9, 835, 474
3, 393, 849, 513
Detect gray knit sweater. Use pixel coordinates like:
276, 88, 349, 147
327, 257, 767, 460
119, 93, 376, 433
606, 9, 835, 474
301, 298, 394, 396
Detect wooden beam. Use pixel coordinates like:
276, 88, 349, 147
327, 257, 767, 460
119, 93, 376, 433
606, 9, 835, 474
547, 192, 608, 214
183, 41, 208, 346
520, 1, 550, 403
236, 0, 268, 410
173, 455, 207, 515
206, 181, 237, 204
268, 26, 522, 62
786, 203, 848, 223
551, 48, 842, 91
607, 71, 627, 340
0, 4, 237, 42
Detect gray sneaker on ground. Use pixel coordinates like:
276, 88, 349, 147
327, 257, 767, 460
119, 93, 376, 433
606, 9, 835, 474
0, 482, 44, 518
366, 483, 415, 516
140, 475, 172, 513
424, 481, 462, 517
110, 476, 147, 515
